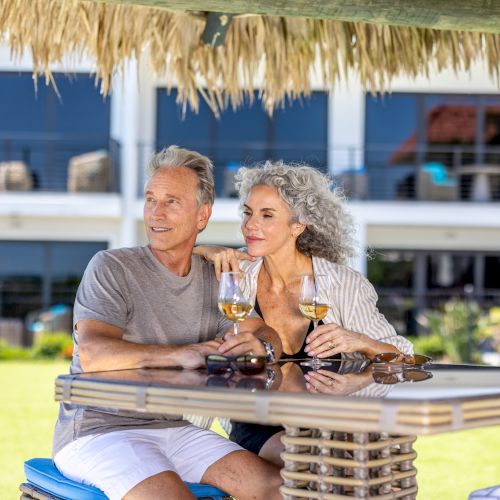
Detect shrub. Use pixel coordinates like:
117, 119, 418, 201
412, 334, 446, 359
31, 332, 74, 359
0, 340, 31, 360
419, 299, 483, 363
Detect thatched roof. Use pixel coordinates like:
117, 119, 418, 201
1, 0, 500, 114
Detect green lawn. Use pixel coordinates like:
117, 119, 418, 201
1, 361, 499, 499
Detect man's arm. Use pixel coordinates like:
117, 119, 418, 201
77, 319, 222, 372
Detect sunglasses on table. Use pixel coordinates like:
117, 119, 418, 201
372, 366, 433, 385
372, 352, 432, 366
205, 354, 266, 375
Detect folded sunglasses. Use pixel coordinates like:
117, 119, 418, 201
372, 352, 432, 366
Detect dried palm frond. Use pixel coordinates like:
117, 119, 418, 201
1, 0, 499, 115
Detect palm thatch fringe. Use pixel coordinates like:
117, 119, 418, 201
1, 0, 500, 114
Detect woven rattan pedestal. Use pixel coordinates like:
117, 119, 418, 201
280, 427, 417, 499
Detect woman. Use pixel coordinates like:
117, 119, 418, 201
195, 161, 412, 464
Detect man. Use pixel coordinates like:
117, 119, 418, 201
53, 146, 283, 500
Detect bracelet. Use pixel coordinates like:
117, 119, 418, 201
259, 339, 276, 364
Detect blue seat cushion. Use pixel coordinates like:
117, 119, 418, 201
25, 458, 228, 499
25, 459, 106, 500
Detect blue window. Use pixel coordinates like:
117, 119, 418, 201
0, 72, 111, 191
0, 241, 107, 320
156, 90, 328, 195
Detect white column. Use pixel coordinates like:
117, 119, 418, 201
111, 61, 140, 248
329, 84, 365, 174
349, 213, 367, 275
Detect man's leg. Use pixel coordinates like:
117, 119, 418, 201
259, 431, 286, 467
54, 429, 197, 500
170, 425, 283, 500
123, 471, 195, 500
202, 450, 282, 500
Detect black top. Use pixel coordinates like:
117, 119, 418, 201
254, 298, 323, 359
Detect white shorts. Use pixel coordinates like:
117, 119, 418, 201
54, 425, 243, 500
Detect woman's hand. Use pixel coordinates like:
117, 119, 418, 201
193, 245, 255, 280
304, 323, 372, 358
305, 323, 401, 359
304, 369, 373, 396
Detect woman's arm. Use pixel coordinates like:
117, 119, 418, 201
193, 245, 255, 279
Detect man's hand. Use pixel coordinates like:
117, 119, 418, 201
179, 339, 223, 369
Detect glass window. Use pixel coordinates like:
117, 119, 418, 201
367, 251, 414, 288
423, 95, 477, 168
0, 72, 110, 191
485, 256, 500, 289
0, 242, 45, 319
365, 94, 419, 200
426, 253, 474, 290
0, 241, 106, 321
156, 89, 328, 195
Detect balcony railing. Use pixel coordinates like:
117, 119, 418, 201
0, 134, 121, 193
141, 142, 500, 202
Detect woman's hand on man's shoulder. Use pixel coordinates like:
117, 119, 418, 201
194, 245, 255, 280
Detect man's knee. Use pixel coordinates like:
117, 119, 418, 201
203, 450, 282, 499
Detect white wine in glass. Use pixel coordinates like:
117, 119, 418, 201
299, 274, 332, 368
218, 271, 254, 335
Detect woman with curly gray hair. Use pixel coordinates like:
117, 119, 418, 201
195, 161, 412, 465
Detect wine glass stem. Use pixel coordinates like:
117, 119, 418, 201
233, 321, 239, 336
312, 321, 318, 362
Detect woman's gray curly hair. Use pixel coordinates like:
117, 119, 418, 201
235, 161, 356, 265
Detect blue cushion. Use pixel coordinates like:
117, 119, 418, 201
422, 162, 457, 186
25, 459, 106, 500
25, 458, 228, 499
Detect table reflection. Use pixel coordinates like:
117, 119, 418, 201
72, 356, 459, 401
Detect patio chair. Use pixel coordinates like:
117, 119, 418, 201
417, 162, 458, 201
0, 161, 33, 191
468, 484, 500, 499
20, 458, 231, 500
67, 150, 110, 192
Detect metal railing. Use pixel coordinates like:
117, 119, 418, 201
0, 134, 121, 193
141, 142, 500, 201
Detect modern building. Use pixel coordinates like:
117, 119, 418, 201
1, 47, 499, 343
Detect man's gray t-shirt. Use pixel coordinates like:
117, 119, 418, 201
53, 245, 231, 456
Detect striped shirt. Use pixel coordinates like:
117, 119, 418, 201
240, 255, 413, 355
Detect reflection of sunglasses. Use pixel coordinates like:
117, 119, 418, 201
372, 352, 432, 366
206, 354, 266, 375
207, 369, 275, 390
372, 367, 433, 385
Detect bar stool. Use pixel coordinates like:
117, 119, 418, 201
20, 458, 230, 500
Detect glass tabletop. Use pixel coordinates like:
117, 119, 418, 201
60, 360, 500, 402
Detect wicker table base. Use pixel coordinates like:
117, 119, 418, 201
280, 427, 417, 499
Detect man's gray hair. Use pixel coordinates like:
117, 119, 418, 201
235, 161, 356, 264
146, 145, 215, 206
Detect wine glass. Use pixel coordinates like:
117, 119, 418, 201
218, 271, 255, 335
299, 274, 332, 368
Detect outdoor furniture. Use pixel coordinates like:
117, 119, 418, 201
54, 361, 500, 499
67, 150, 110, 193
468, 484, 500, 499
417, 162, 458, 201
456, 164, 500, 202
20, 458, 231, 500
0, 161, 33, 191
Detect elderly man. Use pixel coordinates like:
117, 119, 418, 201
53, 146, 283, 500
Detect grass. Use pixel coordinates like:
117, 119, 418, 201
1, 361, 499, 499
